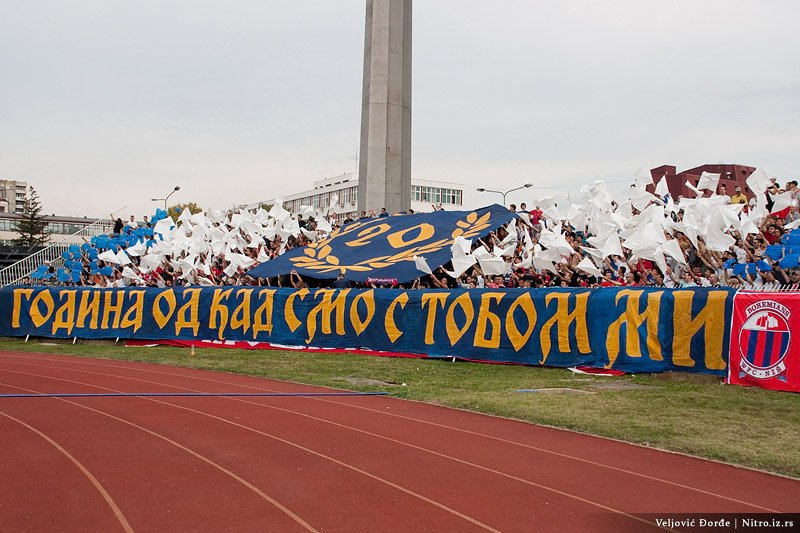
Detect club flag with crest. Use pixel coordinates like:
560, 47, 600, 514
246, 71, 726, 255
727, 291, 800, 393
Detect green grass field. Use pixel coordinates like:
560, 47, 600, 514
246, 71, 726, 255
2, 338, 799, 478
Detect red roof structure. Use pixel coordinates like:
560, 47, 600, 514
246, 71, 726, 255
648, 164, 756, 200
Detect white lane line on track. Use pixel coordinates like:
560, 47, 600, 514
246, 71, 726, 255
0, 370, 501, 533
0, 352, 784, 513
0, 379, 319, 533
0, 409, 135, 533
0, 364, 674, 531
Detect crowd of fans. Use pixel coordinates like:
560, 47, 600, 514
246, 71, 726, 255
22, 170, 800, 291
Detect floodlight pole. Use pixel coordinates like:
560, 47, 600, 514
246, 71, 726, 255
476, 183, 533, 206
151, 185, 181, 211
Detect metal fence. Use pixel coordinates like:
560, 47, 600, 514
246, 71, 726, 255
741, 285, 800, 292
0, 206, 126, 286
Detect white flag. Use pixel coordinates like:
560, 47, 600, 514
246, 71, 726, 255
576, 256, 602, 277
413, 255, 432, 275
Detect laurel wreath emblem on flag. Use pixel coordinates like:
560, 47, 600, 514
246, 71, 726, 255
289, 210, 494, 275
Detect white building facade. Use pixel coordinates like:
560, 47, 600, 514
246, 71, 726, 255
0, 179, 29, 214
253, 173, 464, 222
0, 213, 110, 245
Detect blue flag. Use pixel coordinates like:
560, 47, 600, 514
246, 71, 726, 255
248, 204, 516, 283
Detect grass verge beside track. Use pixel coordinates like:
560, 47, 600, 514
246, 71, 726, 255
2, 338, 799, 479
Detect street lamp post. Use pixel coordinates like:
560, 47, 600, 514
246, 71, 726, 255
151, 185, 181, 212
476, 183, 533, 207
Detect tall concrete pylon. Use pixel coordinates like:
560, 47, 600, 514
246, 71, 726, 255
358, 0, 411, 214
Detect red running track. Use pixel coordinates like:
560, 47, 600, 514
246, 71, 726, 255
0, 350, 797, 532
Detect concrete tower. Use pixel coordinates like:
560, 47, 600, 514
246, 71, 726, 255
358, 0, 412, 214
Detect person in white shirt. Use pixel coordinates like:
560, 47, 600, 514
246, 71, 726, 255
678, 270, 698, 287
128, 215, 139, 229
717, 184, 731, 205
663, 267, 678, 288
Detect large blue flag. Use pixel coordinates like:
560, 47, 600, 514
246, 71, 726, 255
0, 286, 734, 375
248, 204, 516, 283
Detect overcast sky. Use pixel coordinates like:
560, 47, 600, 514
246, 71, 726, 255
1, 0, 798, 219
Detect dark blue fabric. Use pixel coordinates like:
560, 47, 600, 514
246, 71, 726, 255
248, 204, 516, 283
0, 286, 735, 375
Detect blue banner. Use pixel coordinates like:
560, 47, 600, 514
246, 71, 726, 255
247, 204, 516, 283
0, 286, 735, 374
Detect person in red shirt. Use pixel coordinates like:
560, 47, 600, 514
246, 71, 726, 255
599, 270, 623, 287
530, 206, 543, 225
763, 224, 780, 245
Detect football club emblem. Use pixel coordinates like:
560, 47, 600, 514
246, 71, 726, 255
737, 300, 791, 381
